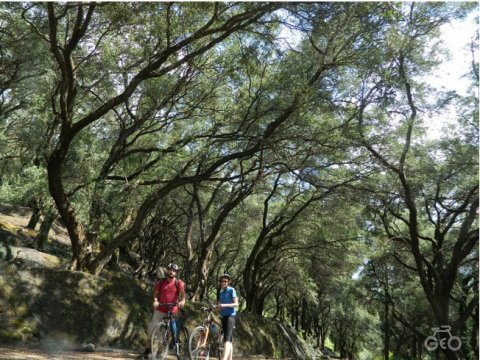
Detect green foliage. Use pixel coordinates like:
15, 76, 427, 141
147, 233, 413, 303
0, 3, 476, 358
0, 166, 48, 205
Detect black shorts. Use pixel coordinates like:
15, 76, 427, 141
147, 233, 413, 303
221, 315, 235, 342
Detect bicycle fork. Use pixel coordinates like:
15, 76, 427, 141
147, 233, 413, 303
201, 326, 210, 347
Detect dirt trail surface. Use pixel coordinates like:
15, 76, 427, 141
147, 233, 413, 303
0, 345, 285, 360
0, 345, 141, 359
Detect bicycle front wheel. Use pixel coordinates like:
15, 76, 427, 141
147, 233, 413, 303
151, 323, 170, 360
189, 326, 211, 360
212, 332, 223, 360
176, 326, 189, 360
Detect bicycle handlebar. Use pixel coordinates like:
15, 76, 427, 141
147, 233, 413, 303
157, 302, 179, 307
201, 305, 217, 312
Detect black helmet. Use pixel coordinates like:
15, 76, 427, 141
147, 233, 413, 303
167, 263, 179, 271
220, 273, 231, 281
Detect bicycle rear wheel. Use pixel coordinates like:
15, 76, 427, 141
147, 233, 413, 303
151, 323, 170, 360
189, 326, 211, 360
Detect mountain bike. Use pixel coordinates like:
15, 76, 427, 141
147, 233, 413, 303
151, 302, 189, 360
188, 305, 224, 360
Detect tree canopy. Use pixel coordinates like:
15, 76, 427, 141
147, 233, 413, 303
0, 2, 477, 359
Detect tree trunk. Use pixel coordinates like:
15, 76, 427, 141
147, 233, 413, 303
383, 283, 390, 360
410, 336, 416, 359
192, 246, 214, 302
472, 306, 479, 359
320, 327, 327, 349
417, 337, 423, 358
35, 209, 55, 251
244, 280, 265, 316
47, 134, 92, 270
243, 227, 269, 313
27, 202, 42, 230
182, 197, 196, 296
273, 293, 281, 319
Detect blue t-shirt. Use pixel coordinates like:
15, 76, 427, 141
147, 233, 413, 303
218, 286, 237, 317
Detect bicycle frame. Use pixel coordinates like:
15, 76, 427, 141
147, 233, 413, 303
159, 302, 179, 341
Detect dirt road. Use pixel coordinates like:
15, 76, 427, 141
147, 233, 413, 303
0, 345, 280, 360
0, 345, 163, 360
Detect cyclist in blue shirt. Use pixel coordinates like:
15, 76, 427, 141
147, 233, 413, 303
217, 273, 238, 360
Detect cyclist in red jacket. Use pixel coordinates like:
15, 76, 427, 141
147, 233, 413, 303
138, 263, 186, 359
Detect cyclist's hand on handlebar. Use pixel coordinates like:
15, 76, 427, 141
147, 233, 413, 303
153, 301, 178, 309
